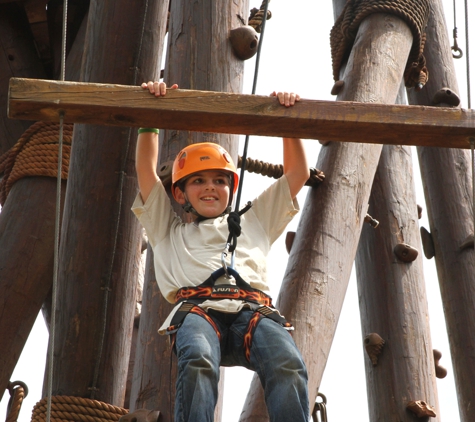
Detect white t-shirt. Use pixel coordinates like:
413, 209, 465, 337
132, 175, 299, 333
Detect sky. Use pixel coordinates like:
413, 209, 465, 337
1, 1, 474, 421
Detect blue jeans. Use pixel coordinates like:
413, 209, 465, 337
174, 308, 309, 422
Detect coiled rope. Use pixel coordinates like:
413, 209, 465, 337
0, 121, 73, 206
330, 0, 430, 89
31, 396, 128, 422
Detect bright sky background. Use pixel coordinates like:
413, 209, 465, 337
1, 1, 474, 421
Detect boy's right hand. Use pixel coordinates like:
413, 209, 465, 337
141, 81, 179, 97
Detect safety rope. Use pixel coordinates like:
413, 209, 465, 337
46, 0, 68, 420
5, 381, 28, 422
32, 396, 127, 422
0, 121, 73, 206
224, 0, 271, 272
330, 0, 430, 89
464, 0, 471, 108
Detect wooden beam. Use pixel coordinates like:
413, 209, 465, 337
8, 77, 475, 149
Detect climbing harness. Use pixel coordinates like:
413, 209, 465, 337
167, 267, 293, 362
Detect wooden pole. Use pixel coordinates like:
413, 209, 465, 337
406, 0, 475, 420
129, 1, 248, 421
7, 78, 475, 150
0, 2, 45, 154
51, 0, 163, 405
0, 179, 65, 402
356, 86, 440, 419
239, 12, 413, 421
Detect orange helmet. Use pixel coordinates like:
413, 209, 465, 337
171, 142, 239, 200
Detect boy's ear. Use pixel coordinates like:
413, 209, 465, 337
174, 185, 186, 205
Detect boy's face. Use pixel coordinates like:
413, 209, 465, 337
175, 170, 232, 218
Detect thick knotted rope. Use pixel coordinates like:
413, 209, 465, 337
248, 0, 272, 33
0, 121, 73, 206
31, 396, 128, 422
330, 0, 430, 89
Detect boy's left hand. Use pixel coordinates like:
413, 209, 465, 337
270, 91, 300, 107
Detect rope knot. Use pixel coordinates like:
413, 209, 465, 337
226, 202, 252, 253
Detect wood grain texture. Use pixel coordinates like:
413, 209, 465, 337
407, 1, 475, 420
8, 77, 475, 149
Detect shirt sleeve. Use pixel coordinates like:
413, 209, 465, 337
249, 175, 299, 245
131, 180, 180, 247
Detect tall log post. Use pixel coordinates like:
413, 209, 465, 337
406, 0, 475, 420
130, 1, 248, 421
52, 0, 165, 405
240, 13, 413, 421
0, 179, 65, 402
0, 2, 45, 154
0, 7, 86, 402
356, 94, 440, 419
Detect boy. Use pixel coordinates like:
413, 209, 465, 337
133, 81, 310, 422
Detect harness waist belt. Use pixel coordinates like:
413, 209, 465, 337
175, 283, 272, 306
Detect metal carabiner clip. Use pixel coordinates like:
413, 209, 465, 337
221, 243, 232, 279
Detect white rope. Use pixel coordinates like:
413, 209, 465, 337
46, 0, 68, 421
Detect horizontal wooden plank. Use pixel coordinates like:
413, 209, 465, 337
8, 77, 475, 149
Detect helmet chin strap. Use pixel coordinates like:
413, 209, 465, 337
181, 193, 232, 220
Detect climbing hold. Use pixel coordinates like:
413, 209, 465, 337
459, 234, 474, 251
394, 243, 419, 262
119, 409, 160, 422
364, 333, 385, 366
331, 80, 344, 95
364, 214, 379, 228
432, 87, 461, 107
406, 400, 437, 418
433, 349, 447, 379
285, 231, 296, 254
420, 227, 435, 259
417, 204, 422, 219
157, 160, 174, 188
229, 26, 259, 60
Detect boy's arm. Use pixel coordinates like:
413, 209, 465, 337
135, 81, 178, 203
272, 91, 310, 199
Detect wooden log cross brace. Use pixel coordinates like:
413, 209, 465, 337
7, 78, 475, 149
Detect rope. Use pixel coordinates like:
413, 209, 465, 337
0, 121, 73, 206
228, 0, 271, 271
238, 156, 325, 187
464, 0, 471, 108
6, 381, 28, 422
46, 0, 69, 420
330, 0, 430, 89
451, 0, 463, 59
32, 396, 128, 422
248, 0, 272, 33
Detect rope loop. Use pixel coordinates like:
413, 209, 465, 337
312, 392, 328, 422
6, 381, 28, 422
330, 0, 430, 89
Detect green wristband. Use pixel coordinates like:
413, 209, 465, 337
138, 127, 159, 134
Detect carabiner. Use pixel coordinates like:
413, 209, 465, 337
221, 243, 232, 279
